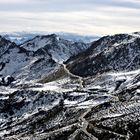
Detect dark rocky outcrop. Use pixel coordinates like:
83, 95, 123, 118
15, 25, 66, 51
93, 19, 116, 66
67, 33, 140, 77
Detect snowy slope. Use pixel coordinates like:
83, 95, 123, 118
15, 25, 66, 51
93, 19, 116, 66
0, 36, 58, 81
0, 61, 140, 139
0, 34, 89, 82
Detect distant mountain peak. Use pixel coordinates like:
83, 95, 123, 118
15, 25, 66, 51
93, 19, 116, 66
0, 32, 99, 45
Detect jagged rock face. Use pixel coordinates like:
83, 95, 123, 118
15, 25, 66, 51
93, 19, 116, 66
67, 33, 140, 77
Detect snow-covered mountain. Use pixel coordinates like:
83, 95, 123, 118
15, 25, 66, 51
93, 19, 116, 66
0, 32, 140, 139
0, 34, 89, 82
1, 32, 99, 45
21, 34, 89, 63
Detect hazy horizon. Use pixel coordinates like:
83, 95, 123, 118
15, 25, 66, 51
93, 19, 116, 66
0, 0, 140, 36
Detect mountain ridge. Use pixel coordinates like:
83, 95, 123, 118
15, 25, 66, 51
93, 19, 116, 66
1, 32, 99, 45
66, 32, 140, 77
0, 33, 89, 82
0, 32, 140, 139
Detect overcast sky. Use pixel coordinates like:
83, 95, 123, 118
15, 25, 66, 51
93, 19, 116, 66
0, 0, 140, 35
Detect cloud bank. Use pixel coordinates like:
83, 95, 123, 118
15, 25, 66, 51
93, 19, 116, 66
0, 0, 140, 35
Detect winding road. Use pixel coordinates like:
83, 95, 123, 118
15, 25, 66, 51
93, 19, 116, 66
79, 107, 98, 140
61, 63, 84, 89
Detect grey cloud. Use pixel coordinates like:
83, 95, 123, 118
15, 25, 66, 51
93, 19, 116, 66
0, 0, 140, 12
0, 0, 140, 35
